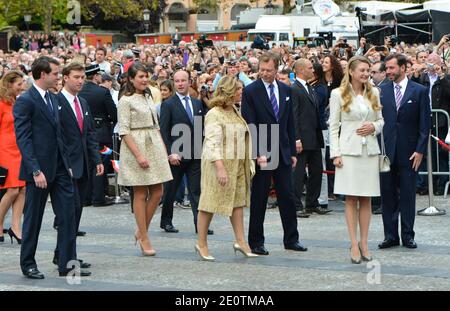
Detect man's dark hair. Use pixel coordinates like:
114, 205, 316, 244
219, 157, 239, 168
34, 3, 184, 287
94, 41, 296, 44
373, 61, 386, 72
96, 47, 107, 56
31, 56, 60, 80
384, 53, 408, 70
280, 68, 292, 76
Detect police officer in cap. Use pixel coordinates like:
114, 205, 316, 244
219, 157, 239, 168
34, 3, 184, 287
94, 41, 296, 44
79, 64, 117, 206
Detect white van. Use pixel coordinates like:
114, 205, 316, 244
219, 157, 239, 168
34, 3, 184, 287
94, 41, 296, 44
247, 14, 360, 47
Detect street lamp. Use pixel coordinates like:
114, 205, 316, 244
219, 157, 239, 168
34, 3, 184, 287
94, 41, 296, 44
24, 14, 31, 31
143, 9, 150, 33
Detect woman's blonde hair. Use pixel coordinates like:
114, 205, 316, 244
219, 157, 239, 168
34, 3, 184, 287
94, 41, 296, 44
0, 70, 23, 104
340, 56, 382, 112
208, 76, 238, 109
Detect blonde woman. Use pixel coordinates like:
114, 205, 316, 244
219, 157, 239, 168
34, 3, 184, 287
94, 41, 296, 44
329, 56, 384, 264
195, 76, 256, 261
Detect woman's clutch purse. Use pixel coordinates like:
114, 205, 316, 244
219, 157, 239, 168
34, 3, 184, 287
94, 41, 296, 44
0, 166, 8, 186
379, 131, 390, 173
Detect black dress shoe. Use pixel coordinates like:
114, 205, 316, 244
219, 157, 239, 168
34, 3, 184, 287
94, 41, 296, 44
403, 239, 417, 249
53, 257, 92, 269
372, 206, 383, 215
285, 242, 308, 252
306, 206, 332, 215
417, 188, 428, 195
195, 227, 214, 235
76, 231, 86, 237
297, 210, 311, 218
93, 200, 114, 207
59, 270, 92, 277
23, 268, 45, 279
251, 245, 269, 255
161, 224, 179, 233
378, 239, 400, 249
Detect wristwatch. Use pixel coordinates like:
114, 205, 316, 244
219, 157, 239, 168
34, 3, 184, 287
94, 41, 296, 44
33, 170, 42, 177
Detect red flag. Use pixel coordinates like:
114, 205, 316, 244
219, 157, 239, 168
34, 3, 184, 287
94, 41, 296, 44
431, 135, 450, 151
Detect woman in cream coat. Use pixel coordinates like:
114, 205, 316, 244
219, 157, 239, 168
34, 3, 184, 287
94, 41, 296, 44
329, 56, 384, 264
195, 76, 256, 261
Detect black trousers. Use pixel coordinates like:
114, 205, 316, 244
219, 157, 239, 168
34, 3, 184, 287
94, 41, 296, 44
20, 162, 76, 274
292, 150, 323, 210
160, 160, 200, 228
54, 176, 88, 259
381, 158, 417, 243
248, 163, 299, 249
91, 143, 111, 204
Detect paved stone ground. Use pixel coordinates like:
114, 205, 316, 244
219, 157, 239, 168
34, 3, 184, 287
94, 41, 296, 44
0, 194, 449, 291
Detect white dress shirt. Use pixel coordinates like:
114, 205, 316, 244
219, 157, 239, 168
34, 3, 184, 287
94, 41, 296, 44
262, 79, 280, 110
296, 77, 309, 93
61, 88, 83, 120
427, 72, 438, 108
33, 83, 51, 105
393, 76, 408, 98
176, 92, 194, 115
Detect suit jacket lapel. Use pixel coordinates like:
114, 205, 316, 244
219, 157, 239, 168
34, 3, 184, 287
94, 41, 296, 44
258, 79, 277, 121
399, 80, 415, 111
277, 81, 287, 120
58, 93, 82, 135
385, 82, 397, 112
295, 80, 315, 106
80, 98, 90, 135
31, 86, 56, 127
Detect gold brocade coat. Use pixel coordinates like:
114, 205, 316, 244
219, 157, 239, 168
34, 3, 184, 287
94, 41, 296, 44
198, 106, 255, 216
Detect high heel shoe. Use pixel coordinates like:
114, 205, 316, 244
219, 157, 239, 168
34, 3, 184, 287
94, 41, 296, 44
138, 239, 156, 256
8, 228, 21, 245
358, 242, 372, 262
233, 243, 259, 258
350, 246, 361, 264
194, 244, 215, 262
134, 230, 140, 246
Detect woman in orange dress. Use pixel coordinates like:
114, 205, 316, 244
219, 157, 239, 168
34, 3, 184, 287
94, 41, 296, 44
0, 71, 26, 244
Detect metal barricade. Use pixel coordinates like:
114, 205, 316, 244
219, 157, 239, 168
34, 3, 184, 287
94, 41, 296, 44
417, 109, 449, 216
110, 133, 129, 204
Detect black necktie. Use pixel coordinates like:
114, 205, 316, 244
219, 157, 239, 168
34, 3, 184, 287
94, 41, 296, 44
44, 91, 54, 117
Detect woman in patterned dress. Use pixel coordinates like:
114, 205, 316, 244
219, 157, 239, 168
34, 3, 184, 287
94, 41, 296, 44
118, 63, 172, 256
195, 76, 256, 261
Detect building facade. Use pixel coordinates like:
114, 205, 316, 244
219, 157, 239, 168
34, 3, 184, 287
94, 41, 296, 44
162, 0, 295, 33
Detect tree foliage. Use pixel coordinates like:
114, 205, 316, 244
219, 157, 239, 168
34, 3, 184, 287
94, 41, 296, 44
0, 0, 165, 33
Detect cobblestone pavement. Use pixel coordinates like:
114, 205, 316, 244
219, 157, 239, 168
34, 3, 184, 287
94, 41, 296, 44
0, 194, 449, 291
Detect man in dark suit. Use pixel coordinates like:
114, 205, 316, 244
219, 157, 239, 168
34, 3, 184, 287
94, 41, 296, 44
52, 62, 104, 270
379, 53, 431, 250
291, 59, 329, 218
159, 70, 213, 235
13, 56, 87, 279
241, 52, 307, 255
79, 64, 117, 207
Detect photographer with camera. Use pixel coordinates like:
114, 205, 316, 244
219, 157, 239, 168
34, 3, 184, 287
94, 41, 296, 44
356, 37, 370, 56
434, 34, 450, 67
212, 59, 253, 91
332, 37, 354, 60
196, 74, 214, 109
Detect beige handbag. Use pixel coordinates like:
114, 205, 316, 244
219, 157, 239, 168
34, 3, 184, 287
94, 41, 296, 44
379, 131, 391, 173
